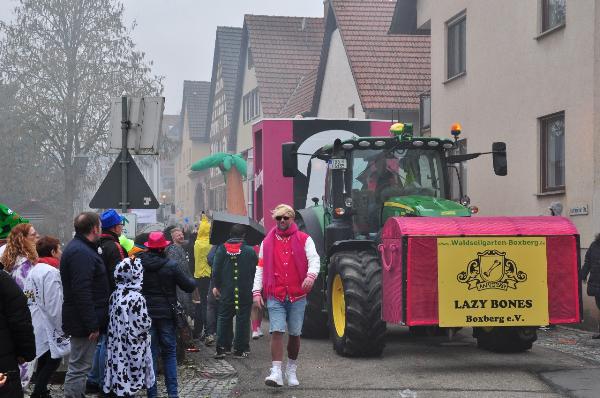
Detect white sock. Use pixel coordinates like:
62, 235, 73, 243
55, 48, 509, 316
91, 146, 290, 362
287, 358, 297, 368
272, 361, 282, 370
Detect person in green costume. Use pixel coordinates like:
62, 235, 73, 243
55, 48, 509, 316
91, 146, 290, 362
212, 224, 257, 359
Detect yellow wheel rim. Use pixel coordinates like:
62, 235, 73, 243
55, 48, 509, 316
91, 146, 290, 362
332, 274, 346, 338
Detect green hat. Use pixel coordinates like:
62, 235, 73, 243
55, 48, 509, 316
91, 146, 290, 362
0, 204, 28, 240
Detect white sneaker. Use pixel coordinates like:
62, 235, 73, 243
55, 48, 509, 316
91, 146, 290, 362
286, 364, 299, 387
252, 330, 260, 340
265, 367, 283, 387
258, 329, 264, 337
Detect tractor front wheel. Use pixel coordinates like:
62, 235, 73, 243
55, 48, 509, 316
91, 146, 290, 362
327, 250, 386, 357
474, 327, 537, 352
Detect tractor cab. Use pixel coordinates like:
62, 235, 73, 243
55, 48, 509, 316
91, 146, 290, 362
284, 123, 505, 242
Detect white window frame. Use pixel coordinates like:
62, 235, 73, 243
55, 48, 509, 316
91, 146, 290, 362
446, 12, 466, 81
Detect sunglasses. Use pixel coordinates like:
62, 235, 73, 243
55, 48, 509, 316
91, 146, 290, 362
275, 216, 291, 221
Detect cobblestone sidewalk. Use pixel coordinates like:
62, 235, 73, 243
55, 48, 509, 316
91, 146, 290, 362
42, 345, 238, 398
537, 325, 600, 364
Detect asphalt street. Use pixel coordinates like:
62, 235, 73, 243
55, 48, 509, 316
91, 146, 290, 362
227, 324, 600, 398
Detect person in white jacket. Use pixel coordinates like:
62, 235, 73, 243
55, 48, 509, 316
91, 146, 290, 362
24, 236, 70, 398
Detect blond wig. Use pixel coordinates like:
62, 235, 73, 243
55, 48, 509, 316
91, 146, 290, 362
271, 204, 295, 219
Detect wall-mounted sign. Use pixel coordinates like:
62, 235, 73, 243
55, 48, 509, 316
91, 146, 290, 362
569, 204, 589, 216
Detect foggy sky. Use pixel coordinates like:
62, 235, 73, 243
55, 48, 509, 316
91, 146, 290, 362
0, 0, 325, 114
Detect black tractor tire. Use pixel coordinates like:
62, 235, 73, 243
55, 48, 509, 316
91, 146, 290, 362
327, 250, 386, 357
474, 327, 537, 353
301, 273, 329, 338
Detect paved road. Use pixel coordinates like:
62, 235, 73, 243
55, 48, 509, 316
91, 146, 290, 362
41, 324, 600, 397
227, 324, 600, 398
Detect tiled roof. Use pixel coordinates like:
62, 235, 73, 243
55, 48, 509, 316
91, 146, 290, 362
279, 67, 318, 117
215, 27, 242, 128
244, 15, 324, 117
330, 0, 430, 110
179, 80, 210, 141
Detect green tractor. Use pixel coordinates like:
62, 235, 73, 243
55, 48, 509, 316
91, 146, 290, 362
282, 123, 508, 356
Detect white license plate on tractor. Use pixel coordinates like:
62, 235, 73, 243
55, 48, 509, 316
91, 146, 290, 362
329, 159, 347, 170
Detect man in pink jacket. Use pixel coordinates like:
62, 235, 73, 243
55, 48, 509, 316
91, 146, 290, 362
253, 204, 320, 387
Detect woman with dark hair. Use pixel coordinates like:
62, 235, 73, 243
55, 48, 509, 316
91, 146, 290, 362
1, 223, 39, 389
24, 236, 69, 398
138, 232, 196, 398
581, 233, 600, 339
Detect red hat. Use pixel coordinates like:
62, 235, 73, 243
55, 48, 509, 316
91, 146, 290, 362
144, 231, 171, 249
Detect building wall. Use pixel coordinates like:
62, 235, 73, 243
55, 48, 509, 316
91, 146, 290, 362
235, 44, 260, 153
417, 0, 598, 247
317, 29, 366, 119
174, 109, 210, 223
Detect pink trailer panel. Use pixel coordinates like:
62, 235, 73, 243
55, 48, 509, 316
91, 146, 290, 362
380, 216, 581, 326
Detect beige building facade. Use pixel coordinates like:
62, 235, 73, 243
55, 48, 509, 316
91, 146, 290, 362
174, 109, 210, 221
173, 80, 211, 224
416, 0, 600, 247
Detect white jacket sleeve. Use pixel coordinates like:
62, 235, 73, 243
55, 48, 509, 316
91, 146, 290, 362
41, 268, 64, 331
304, 237, 320, 279
252, 242, 264, 296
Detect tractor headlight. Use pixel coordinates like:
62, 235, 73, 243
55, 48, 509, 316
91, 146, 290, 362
460, 195, 471, 206
345, 197, 353, 207
358, 140, 371, 148
342, 143, 354, 150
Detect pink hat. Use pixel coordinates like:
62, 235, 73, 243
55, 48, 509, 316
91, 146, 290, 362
144, 231, 171, 249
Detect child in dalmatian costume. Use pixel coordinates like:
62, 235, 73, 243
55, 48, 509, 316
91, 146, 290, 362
103, 257, 155, 397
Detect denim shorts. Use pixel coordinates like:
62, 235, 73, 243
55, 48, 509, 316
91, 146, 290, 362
266, 297, 307, 336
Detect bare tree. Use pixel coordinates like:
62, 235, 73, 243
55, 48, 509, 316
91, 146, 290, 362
0, 82, 63, 210
0, 0, 163, 235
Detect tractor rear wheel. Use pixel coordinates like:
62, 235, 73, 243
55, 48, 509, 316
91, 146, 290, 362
301, 273, 329, 338
474, 327, 537, 352
327, 250, 386, 357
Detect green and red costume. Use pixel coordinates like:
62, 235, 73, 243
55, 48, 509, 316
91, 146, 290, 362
213, 238, 257, 353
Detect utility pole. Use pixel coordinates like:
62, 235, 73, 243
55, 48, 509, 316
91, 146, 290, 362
120, 96, 129, 212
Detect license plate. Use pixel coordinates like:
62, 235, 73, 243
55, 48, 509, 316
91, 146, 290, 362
329, 159, 347, 170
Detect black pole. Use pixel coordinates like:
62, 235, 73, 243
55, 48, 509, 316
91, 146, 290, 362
120, 96, 129, 212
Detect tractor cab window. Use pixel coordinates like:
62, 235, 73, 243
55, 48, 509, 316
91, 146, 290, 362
349, 148, 445, 235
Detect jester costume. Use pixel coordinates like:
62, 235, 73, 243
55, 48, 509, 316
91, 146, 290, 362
213, 238, 257, 354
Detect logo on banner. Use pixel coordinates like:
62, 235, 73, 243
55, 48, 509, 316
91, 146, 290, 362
457, 250, 528, 291
437, 237, 548, 327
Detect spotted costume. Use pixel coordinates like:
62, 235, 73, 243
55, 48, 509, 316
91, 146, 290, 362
103, 257, 155, 397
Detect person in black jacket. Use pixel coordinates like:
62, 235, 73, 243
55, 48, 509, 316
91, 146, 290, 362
139, 231, 195, 398
204, 245, 219, 346
0, 269, 35, 398
581, 233, 600, 339
60, 212, 109, 398
86, 209, 126, 393
98, 209, 126, 291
